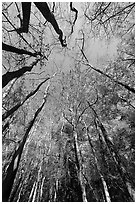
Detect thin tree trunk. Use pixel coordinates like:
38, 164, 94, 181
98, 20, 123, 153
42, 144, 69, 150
100, 173, 111, 202
73, 131, 88, 202
88, 103, 134, 201
9, 176, 22, 201
2, 42, 37, 57
32, 181, 38, 202
87, 130, 111, 202
96, 118, 134, 201
35, 164, 42, 202
53, 179, 58, 202
126, 182, 135, 201
2, 77, 50, 121
83, 173, 99, 202
2, 93, 49, 201
16, 181, 24, 202
17, 172, 31, 202
28, 181, 36, 202
2, 58, 40, 88
40, 176, 45, 201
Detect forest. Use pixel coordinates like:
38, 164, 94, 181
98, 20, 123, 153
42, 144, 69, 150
2, 2, 135, 202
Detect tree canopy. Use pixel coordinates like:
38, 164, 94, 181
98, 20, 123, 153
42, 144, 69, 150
2, 2, 135, 202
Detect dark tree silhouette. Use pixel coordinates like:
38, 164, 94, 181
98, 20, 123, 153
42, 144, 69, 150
2, 93, 49, 202
2, 42, 39, 57
2, 59, 40, 88
17, 2, 67, 47
2, 77, 50, 121
70, 2, 78, 35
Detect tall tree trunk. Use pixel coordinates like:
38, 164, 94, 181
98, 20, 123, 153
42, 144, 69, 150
34, 2, 67, 47
73, 131, 88, 202
40, 176, 45, 201
87, 103, 134, 201
87, 130, 111, 202
2, 77, 50, 121
2, 94, 48, 201
28, 181, 36, 202
32, 181, 38, 202
96, 118, 134, 201
9, 176, 22, 201
2, 58, 40, 88
53, 179, 58, 202
16, 182, 24, 202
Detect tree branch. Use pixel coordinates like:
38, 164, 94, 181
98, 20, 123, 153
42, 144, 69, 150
2, 58, 40, 88
80, 49, 135, 93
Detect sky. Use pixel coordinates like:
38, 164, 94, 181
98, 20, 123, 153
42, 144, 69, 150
50, 2, 119, 72
2, 2, 120, 76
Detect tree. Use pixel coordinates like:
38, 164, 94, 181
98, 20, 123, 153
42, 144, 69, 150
2, 88, 49, 201
2, 58, 40, 88
2, 42, 40, 57
2, 2, 134, 202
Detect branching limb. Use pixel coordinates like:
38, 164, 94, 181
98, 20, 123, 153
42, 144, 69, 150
2, 58, 40, 88
70, 2, 78, 35
80, 48, 135, 93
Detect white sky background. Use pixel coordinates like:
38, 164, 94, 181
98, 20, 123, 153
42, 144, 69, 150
69, 2, 119, 64
48, 2, 119, 72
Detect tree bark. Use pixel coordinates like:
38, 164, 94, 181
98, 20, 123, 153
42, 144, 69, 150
9, 176, 22, 201
29, 181, 36, 202
2, 95, 48, 201
87, 130, 111, 202
40, 176, 45, 201
16, 181, 24, 202
32, 181, 38, 202
87, 103, 134, 201
73, 131, 88, 202
96, 118, 134, 201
